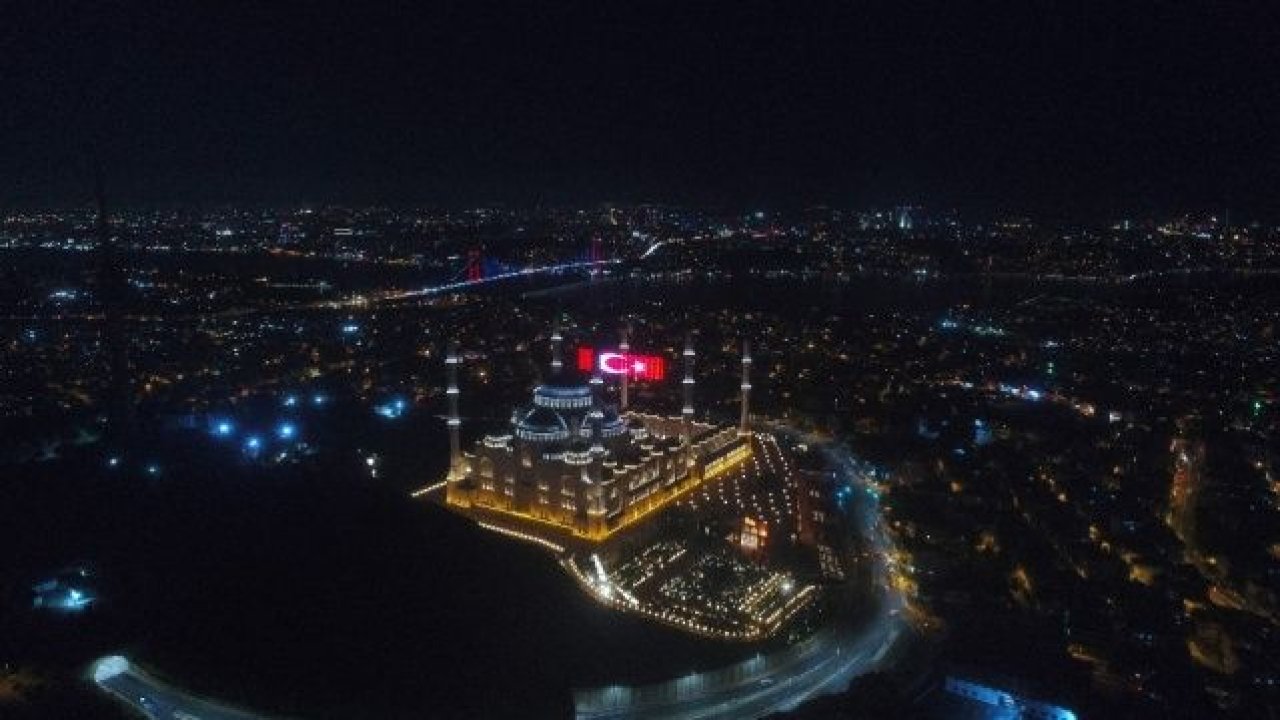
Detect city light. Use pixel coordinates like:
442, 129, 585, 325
8, 16, 1276, 718
92, 656, 130, 683
374, 397, 408, 419
411, 480, 447, 498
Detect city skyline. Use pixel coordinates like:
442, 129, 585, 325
3, 4, 1278, 719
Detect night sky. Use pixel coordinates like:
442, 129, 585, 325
5, 1, 1279, 217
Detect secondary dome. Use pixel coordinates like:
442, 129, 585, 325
516, 406, 572, 441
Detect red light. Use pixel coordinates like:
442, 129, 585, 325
640, 355, 665, 381
575, 347, 666, 381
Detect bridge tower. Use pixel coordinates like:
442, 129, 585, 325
466, 249, 483, 282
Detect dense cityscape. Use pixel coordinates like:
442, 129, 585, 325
0, 204, 1276, 718
7, 2, 1280, 718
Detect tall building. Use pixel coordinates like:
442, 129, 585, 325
95, 171, 133, 446
445, 328, 752, 544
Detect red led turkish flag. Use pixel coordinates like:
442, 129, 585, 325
576, 347, 666, 381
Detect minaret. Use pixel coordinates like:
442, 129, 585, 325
739, 339, 752, 436
682, 335, 696, 467
619, 325, 631, 411
589, 364, 606, 480
589, 363, 605, 451
550, 319, 564, 375
585, 362, 608, 536
446, 340, 463, 480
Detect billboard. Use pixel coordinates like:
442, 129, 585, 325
576, 347, 666, 381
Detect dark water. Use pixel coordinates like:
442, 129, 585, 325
0, 413, 752, 720
554, 271, 1279, 317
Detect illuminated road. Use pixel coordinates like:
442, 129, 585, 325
91, 656, 268, 720
575, 439, 910, 720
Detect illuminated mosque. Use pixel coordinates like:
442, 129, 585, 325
445, 326, 754, 544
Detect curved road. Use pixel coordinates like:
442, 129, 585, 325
574, 439, 910, 720
92, 656, 268, 720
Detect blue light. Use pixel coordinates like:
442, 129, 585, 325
312, 393, 327, 406
145, 464, 160, 476
283, 395, 298, 407
245, 436, 263, 453
213, 420, 234, 437
341, 323, 360, 334
106, 456, 120, 468
277, 422, 297, 440
34, 580, 96, 612
374, 397, 408, 419
64, 587, 94, 610
93, 656, 129, 682
944, 677, 1076, 720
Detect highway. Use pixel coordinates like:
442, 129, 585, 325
91, 656, 268, 720
575, 439, 910, 720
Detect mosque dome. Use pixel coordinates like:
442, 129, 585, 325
515, 405, 572, 441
